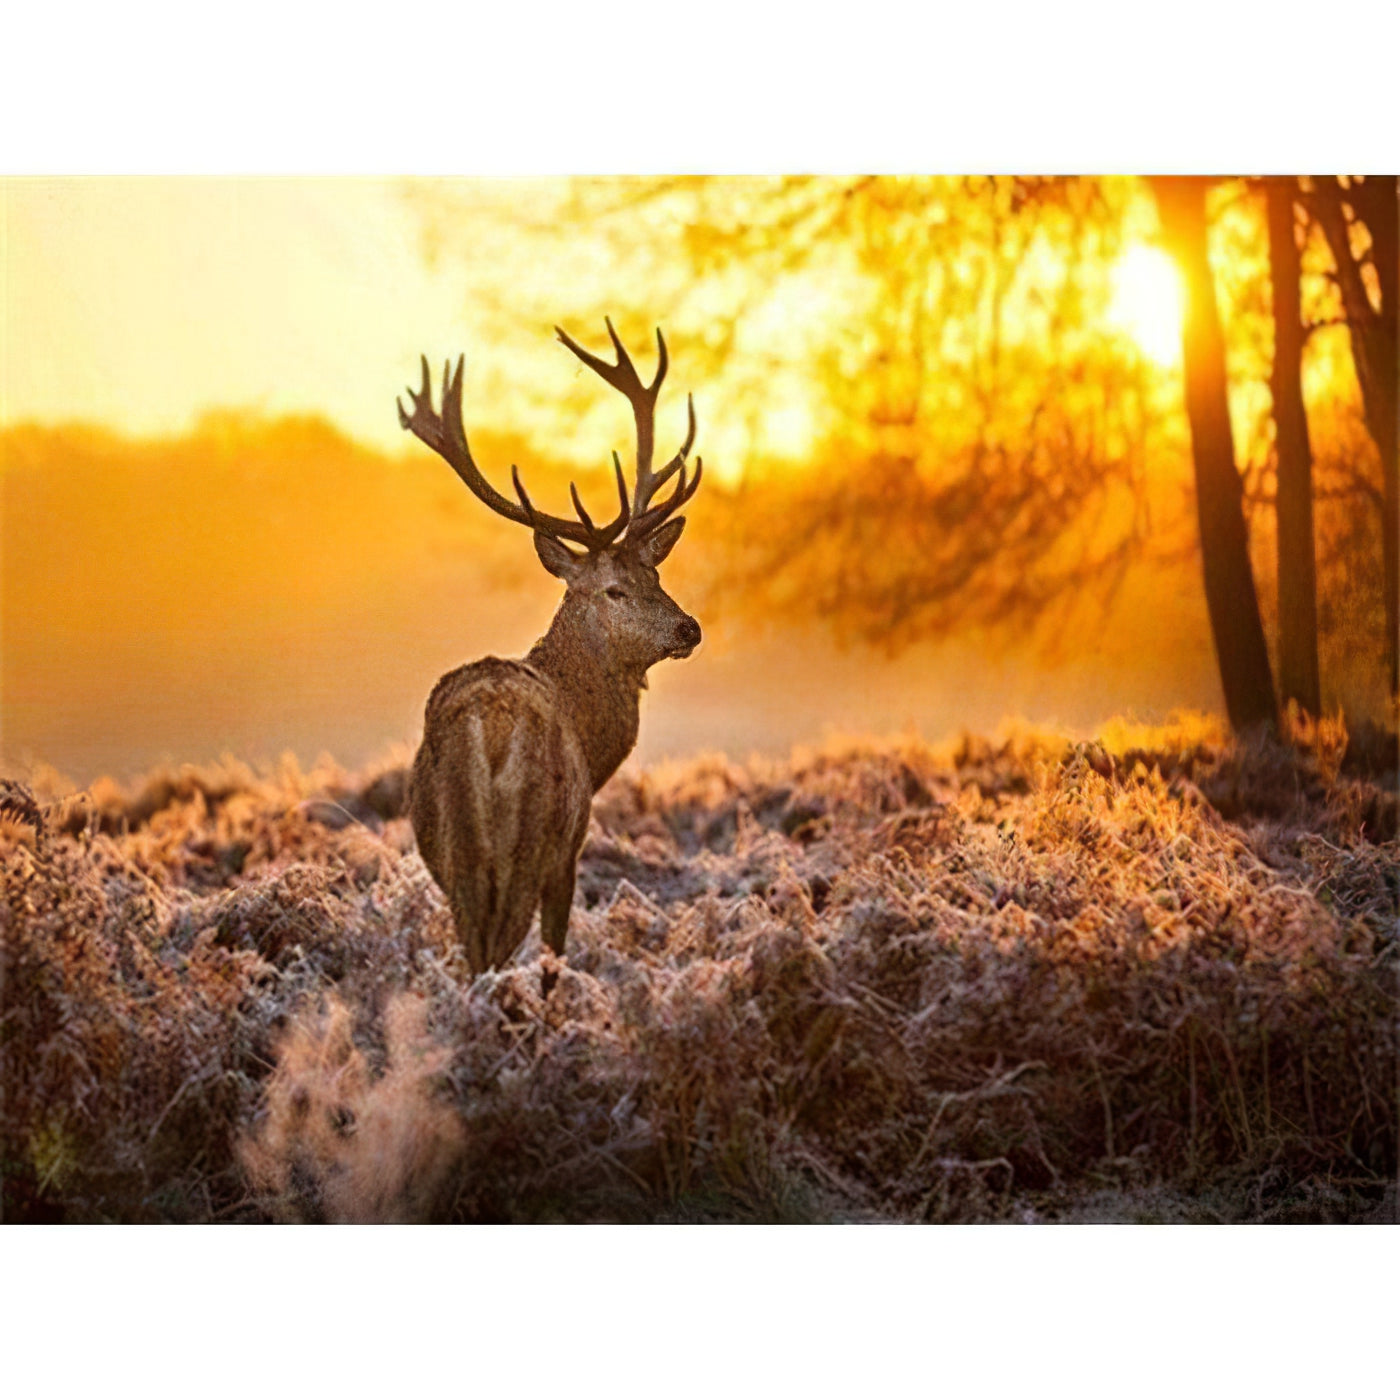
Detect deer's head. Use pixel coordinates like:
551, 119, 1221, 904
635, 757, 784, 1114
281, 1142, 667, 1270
398, 320, 703, 675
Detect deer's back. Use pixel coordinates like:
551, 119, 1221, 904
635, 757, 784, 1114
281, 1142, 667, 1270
409, 659, 591, 947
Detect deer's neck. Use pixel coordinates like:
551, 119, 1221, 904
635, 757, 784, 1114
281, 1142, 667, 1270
526, 613, 645, 792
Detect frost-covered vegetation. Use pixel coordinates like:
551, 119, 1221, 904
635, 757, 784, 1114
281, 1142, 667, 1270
2, 716, 1395, 1223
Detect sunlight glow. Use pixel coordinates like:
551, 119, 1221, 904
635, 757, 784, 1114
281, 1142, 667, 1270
1108, 244, 1184, 367
1, 177, 469, 453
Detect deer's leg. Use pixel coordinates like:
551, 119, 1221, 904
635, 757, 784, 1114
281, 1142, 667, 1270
539, 864, 576, 957
450, 900, 489, 978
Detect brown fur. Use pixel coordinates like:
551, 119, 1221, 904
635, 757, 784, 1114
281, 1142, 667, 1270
399, 321, 704, 975
409, 532, 701, 973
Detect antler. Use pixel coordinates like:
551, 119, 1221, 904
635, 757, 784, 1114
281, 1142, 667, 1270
554, 318, 703, 543
397, 355, 630, 551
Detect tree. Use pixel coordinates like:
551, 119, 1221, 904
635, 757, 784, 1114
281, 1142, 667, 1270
1149, 177, 1277, 732
1302, 176, 1397, 696
1265, 177, 1321, 714
416, 175, 1388, 730
497, 176, 1182, 645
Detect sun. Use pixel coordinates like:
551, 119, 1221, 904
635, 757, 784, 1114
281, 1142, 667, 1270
1108, 244, 1185, 367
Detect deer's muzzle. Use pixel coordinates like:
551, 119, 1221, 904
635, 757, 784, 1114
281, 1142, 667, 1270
668, 616, 702, 659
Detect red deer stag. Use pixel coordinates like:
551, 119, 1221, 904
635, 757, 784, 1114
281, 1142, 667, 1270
397, 320, 703, 980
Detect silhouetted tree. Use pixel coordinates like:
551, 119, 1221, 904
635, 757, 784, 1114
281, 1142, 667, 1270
1265, 177, 1321, 714
1303, 176, 1397, 694
1150, 177, 1277, 732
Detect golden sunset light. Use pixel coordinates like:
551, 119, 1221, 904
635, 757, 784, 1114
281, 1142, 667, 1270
1108, 242, 1185, 366
2, 172, 1395, 1233
2, 178, 474, 453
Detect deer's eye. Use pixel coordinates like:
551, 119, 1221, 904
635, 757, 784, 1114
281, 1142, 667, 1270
604, 586, 627, 601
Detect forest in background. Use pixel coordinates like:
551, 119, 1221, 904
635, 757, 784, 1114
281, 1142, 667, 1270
5, 176, 1394, 790
412, 175, 1394, 728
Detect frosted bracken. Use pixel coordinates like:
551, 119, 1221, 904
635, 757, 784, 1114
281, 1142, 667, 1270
2, 715, 1394, 1223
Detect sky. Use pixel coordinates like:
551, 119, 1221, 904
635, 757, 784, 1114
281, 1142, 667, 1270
1, 176, 785, 478
0, 175, 1190, 474
2, 177, 470, 453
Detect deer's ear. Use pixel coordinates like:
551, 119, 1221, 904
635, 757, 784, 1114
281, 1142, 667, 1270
636, 517, 686, 568
534, 532, 583, 581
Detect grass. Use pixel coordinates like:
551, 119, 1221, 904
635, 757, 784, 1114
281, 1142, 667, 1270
2, 713, 1395, 1223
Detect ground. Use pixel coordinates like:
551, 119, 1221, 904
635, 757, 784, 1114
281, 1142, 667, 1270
2, 714, 1395, 1223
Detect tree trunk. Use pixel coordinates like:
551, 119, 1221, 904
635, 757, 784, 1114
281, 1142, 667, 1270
1151, 177, 1278, 733
1266, 178, 1322, 715
1308, 176, 1398, 696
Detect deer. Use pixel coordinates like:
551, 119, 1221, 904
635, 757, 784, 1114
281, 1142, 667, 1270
396, 320, 703, 984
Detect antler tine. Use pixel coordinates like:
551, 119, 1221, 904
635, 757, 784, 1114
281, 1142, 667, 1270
554, 320, 701, 542
651, 327, 669, 393
642, 392, 697, 497
569, 482, 595, 533
630, 387, 698, 532
608, 453, 633, 537
510, 465, 542, 528
398, 350, 628, 551
556, 320, 659, 481
440, 356, 469, 459
557, 321, 636, 394
604, 316, 639, 387
396, 355, 439, 447
629, 456, 704, 540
